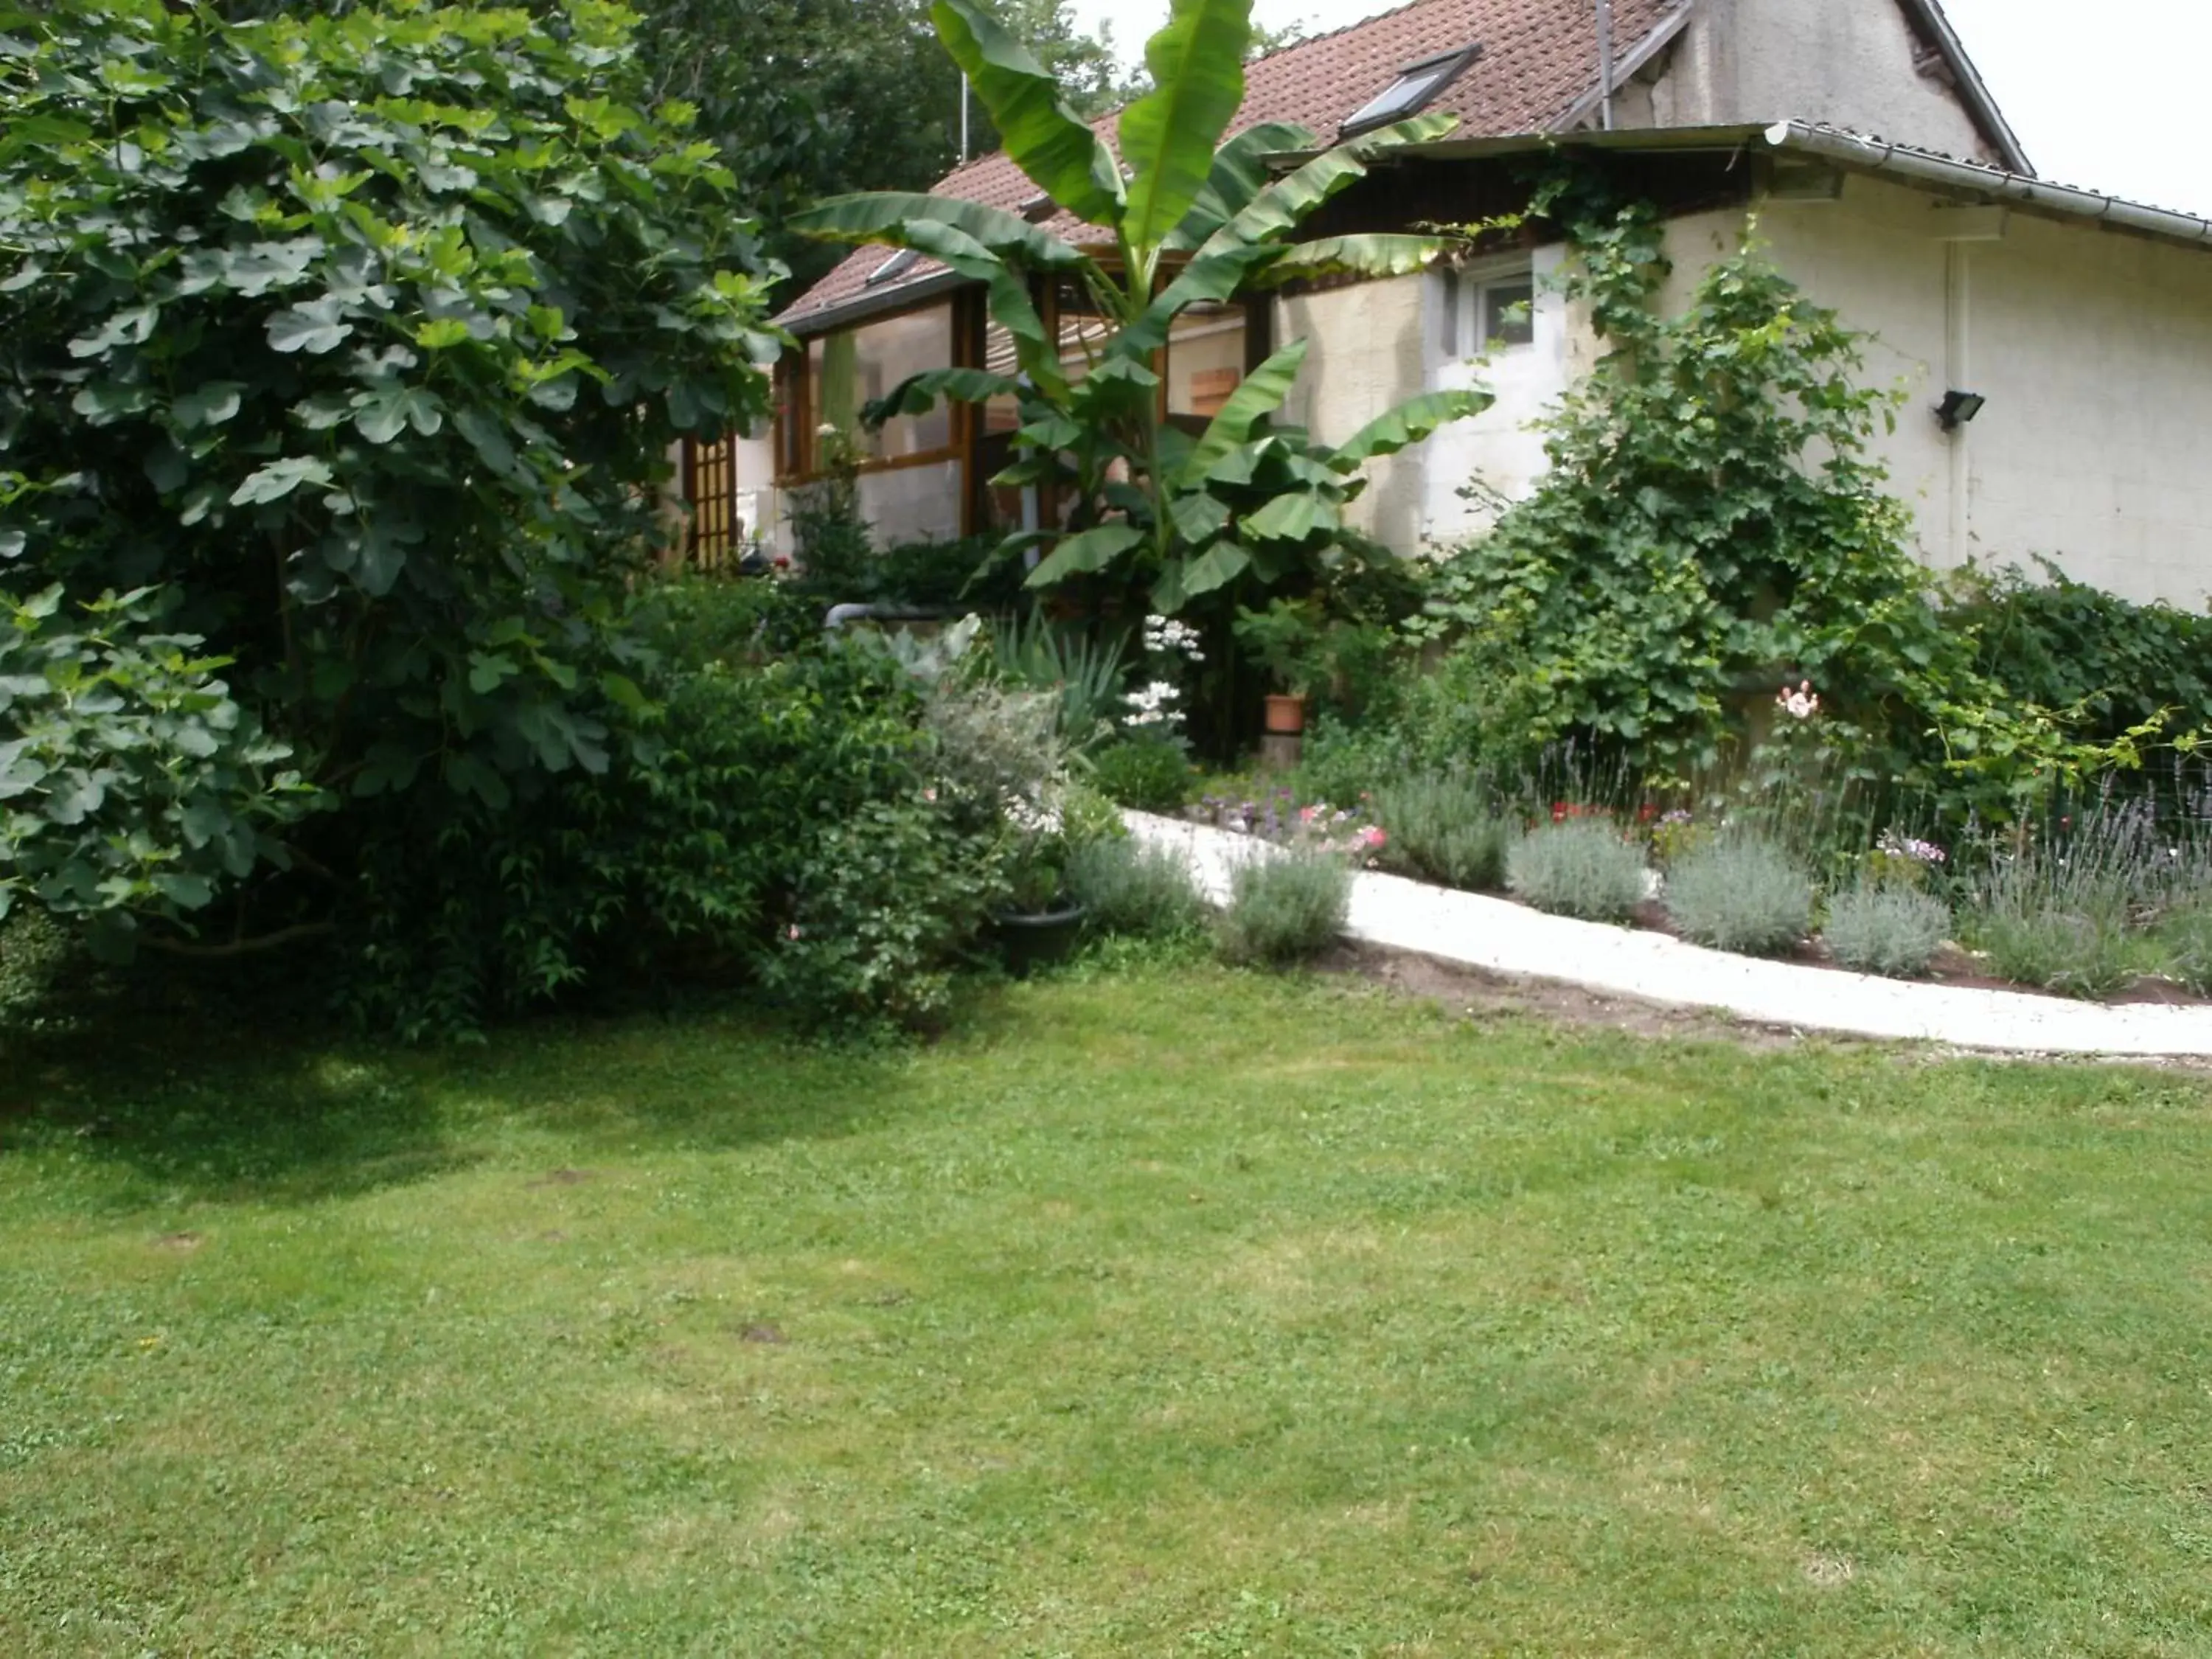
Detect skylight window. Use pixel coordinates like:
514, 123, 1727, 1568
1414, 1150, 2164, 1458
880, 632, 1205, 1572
865, 248, 921, 288
1339, 45, 1481, 138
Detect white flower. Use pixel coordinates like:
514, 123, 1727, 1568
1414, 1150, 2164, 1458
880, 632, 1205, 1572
815, 421, 839, 438
1776, 679, 1820, 720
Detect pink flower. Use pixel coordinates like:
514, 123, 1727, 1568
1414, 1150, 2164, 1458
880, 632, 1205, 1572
787, 925, 801, 941
922, 786, 937, 803
1361, 826, 1388, 848
1298, 804, 1319, 824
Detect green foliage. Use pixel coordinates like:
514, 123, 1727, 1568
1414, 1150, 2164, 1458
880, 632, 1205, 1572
789, 0, 1487, 624
636, 0, 1131, 288
1424, 204, 1980, 782
1506, 821, 1646, 923
1823, 882, 1950, 978
991, 614, 1129, 749
0, 906, 77, 1030
786, 425, 877, 602
1091, 737, 1195, 812
2161, 902, 2212, 996
0, 585, 311, 954
1067, 835, 1208, 936
1950, 559, 2212, 742
344, 580, 999, 1037
0, 0, 782, 950
1214, 846, 1349, 965
1966, 853, 2136, 1001
1371, 771, 1509, 891
1663, 836, 1811, 956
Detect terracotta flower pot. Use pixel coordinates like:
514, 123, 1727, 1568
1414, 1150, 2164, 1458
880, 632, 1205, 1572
1263, 693, 1307, 735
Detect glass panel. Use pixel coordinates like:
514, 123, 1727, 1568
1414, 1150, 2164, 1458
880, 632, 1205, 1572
806, 304, 955, 466
1165, 301, 1246, 417
1481, 279, 1534, 348
982, 319, 1023, 437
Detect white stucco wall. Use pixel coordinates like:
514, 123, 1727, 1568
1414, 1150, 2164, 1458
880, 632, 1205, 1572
1654, 0, 1994, 163
1705, 174, 2212, 605
1276, 170, 2212, 606
1273, 275, 1430, 552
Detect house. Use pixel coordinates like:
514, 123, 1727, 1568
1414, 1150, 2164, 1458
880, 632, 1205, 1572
692, 0, 2212, 608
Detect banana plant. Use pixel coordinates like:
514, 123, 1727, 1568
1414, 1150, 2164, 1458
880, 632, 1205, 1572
788, 0, 1494, 614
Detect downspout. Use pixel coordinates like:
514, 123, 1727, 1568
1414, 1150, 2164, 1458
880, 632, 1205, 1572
1595, 0, 1617, 131
1945, 242, 1971, 567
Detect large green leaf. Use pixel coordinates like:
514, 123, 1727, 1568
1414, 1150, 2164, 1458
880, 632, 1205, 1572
1241, 488, 1339, 543
1260, 234, 1461, 285
1116, 0, 1253, 254
1325, 389, 1494, 471
863, 367, 1023, 425
930, 0, 1123, 226
897, 219, 1067, 398
788, 192, 1089, 271
1152, 540, 1251, 611
1197, 112, 1458, 257
1178, 337, 1307, 484
1113, 241, 1283, 359
1164, 120, 1315, 252
1025, 521, 1145, 588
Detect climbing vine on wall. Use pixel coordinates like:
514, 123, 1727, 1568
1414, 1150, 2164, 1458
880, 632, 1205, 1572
1417, 179, 2187, 821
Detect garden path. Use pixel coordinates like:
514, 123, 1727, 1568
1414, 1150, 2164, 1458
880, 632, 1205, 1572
1125, 811, 2212, 1057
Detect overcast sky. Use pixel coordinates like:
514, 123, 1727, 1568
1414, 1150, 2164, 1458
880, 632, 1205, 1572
1073, 0, 2211, 216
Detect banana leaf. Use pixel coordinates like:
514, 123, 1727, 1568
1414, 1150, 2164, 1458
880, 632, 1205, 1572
1116, 0, 1253, 253
930, 0, 1124, 225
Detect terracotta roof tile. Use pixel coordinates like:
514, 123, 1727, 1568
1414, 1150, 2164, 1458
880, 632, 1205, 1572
781, 0, 1683, 329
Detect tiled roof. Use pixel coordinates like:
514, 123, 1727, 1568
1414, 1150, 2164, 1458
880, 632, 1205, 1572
779, 0, 1683, 330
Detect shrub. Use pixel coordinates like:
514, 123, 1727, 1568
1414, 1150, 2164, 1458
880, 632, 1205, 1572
344, 580, 1001, 1037
1823, 883, 1952, 978
1506, 822, 1646, 923
1215, 849, 1351, 966
2163, 902, 2212, 995
1963, 830, 2144, 1000
1664, 837, 1812, 956
992, 616, 1128, 751
0, 908, 78, 1031
0, 0, 779, 953
1068, 838, 1208, 938
1952, 559, 2212, 743
1091, 739, 1194, 814
1975, 906, 2135, 1000
1371, 772, 1511, 891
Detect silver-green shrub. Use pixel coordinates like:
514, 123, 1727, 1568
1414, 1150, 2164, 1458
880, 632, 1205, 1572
2164, 902, 2212, 995
1067, 837, 1208, 938
1215, 849, 1350, 966
1371, 771, 1511, 891
1823, 883, 1950, 977
1505, 821, 1647, 923
1966, 848, 2136, 999
1664, 835, 1812, 955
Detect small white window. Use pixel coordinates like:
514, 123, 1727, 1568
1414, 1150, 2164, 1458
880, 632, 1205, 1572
1438, 265, 1535, 358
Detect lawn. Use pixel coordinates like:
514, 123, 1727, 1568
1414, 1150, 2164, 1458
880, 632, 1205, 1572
6, 959, 2212, 1655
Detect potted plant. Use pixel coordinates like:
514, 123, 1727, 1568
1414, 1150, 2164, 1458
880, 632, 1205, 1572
990, 790, 1085, 976
1234, 598, 1327, 735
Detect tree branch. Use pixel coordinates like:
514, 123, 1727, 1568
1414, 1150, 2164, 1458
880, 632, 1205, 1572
139, 920, 337, 959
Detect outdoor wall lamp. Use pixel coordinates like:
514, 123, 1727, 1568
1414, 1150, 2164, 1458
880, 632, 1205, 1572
1935, 389, 1986, 431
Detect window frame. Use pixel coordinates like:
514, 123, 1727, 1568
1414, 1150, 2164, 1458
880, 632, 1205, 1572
1437, 258, 1537, 361
1340, 44, 1482, 139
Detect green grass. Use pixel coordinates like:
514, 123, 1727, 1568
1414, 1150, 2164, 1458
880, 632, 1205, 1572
7, 962, 2212, 1654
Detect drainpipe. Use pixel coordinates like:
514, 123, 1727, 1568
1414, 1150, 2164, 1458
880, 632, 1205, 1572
1945, 242, 1971, 567
959, 76, 971, 164
1595, 0, 1616, 131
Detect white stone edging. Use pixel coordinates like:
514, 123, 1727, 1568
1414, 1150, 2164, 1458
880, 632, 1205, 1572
1124, 810, 2212, 1057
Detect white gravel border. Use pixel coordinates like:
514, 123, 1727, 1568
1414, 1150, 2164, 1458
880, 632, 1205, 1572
1124, 810, 2212, 1057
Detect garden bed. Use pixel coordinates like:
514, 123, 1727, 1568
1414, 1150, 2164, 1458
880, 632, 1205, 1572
1126, 810, 2212, 1056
